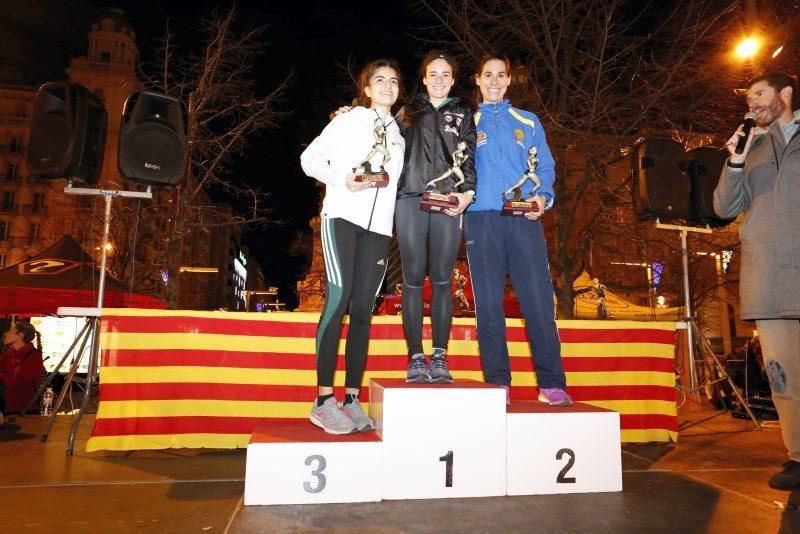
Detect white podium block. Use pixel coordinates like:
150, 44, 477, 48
244, 421, 382, 505
370, 378, 506, 500
506, 401, 622, 495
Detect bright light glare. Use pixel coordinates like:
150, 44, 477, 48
772, 45, 784, 59
735, 37, 761, 59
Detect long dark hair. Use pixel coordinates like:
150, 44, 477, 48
13, 321, 41, 349
354, 58, 403, 108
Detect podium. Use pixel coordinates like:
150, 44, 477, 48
371, 379, 507, 499
245, 379, 622, 505
506, 402, 622, 495
244, 421, 382, 505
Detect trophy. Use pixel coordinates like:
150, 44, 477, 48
420, 141, 469, 213
353, 118, 391, 188
501, 146, 542, 216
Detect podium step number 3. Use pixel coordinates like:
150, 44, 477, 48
244, 422, 382, 505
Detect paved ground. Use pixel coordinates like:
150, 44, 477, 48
1, 403, 798, 533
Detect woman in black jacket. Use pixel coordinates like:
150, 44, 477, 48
396, 51, 477, 383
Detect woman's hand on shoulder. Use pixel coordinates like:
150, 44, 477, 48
345, 173, 374, 192
330, 106, 354, 120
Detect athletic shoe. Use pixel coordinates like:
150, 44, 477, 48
428, 350, 454, 384
538, 388, 573, 406
342, 398, 375, 431
769, 460, 800, 490
406, 354, 428, 383
310, 397, 357, 434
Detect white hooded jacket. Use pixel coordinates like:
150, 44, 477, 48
301, 107, 404, 236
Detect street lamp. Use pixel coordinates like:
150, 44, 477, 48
734, 36, 761, 60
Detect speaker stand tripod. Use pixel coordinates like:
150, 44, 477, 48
655, 221, 760, 430
22, 184, 152, 455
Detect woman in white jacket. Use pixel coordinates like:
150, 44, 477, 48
300, 59, 405, 434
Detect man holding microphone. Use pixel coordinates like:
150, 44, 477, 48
714, 72, 800, 490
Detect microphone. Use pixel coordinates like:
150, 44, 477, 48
735, 112, 757, 154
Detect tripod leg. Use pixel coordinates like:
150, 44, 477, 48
67, 318, 100, 456
694, 324, 761, 429
21, 319, 92, 416
40, 323, 93, 442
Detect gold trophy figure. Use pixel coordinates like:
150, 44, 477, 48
501, 146, 541, 216
353, 118, 391, 188
420, 141, 468, 213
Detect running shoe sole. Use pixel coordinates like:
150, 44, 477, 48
537, 393, 573, 406
427, 376, 454, 384
309, 413, 357, 434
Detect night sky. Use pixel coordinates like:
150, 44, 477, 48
0, 0, 451, 306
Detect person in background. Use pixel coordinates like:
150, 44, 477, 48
300, 59, 404, 434
714, 72, 800, 490
1, 321, 44, 421
467, 55, 571, 406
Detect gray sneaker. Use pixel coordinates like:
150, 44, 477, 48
342, 398, 375, 431
406, 353, 429, 383
429, 350, 454, 384
310, 397, 358, 434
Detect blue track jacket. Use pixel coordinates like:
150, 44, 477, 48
471, 100, 556, 211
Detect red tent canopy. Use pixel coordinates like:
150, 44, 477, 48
0, 235, 165, 315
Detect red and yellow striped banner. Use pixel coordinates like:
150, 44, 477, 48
86, 310, 678, 451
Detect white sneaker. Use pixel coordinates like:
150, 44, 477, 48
310, 397, 358, 434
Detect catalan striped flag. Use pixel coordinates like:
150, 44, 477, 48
86, 310, 677, 451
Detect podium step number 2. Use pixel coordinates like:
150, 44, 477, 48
506, 402, 623, 495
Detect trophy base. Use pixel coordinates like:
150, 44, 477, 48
420, 191, 459, 213
354, 172, 389, 188
501, 200, 540, 216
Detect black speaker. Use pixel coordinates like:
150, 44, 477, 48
686, 146, 734, 227
118, 91, 188, 187
27, 82, 108, 183
631, 139, 690, 221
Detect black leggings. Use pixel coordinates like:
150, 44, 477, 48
395, 196, 462, 355
316, 217, 389, 388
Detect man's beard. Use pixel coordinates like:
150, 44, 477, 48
755, 95, 786, 127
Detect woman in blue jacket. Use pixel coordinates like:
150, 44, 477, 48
467, 55, 571, 406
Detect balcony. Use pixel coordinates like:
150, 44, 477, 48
0, 144, 25, 156
19, 204, 48, 216
0, 204, 19, 214
0, 112, 30, 127
2, 174, 21, 184
11, 236, 44, 248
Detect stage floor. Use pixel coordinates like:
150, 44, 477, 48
0, 408, 795, 533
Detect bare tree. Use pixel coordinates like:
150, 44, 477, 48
420, 0, 744, 318
122, 5, 292, 308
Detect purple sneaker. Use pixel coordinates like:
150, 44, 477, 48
538, 388, 573, 406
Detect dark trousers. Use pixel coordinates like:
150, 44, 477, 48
465, 210, 566, 389
395, 196, 462, 355
316, 217, 389, 389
